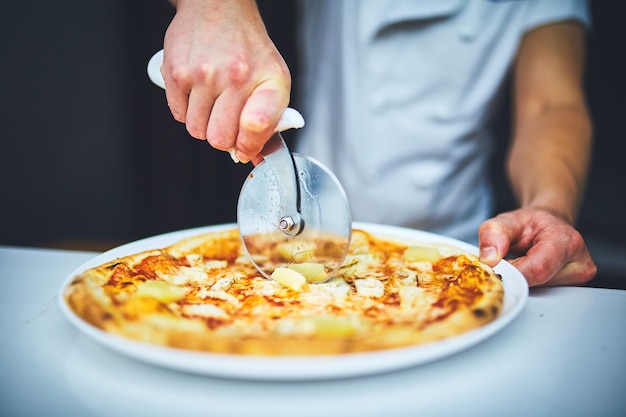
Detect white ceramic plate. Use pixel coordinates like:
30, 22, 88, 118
59, 222, 528, 381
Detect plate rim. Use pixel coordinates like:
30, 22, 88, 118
58, 222, 529, 380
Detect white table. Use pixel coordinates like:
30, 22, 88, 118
1, 246, 625, 417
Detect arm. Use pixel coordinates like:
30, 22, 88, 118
478, 21, 597, 286
162, 0, 291, 164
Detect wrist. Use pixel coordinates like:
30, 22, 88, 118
522, 194, 579, 225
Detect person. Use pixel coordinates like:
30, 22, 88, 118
158, 0, 597, 287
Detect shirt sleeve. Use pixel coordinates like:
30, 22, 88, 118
521, 0, 591, 33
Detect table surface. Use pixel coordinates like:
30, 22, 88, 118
1, 246, 625, 417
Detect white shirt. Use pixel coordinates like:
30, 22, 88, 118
294, 0, 589, 243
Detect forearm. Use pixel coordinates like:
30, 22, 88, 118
508, 21, 591, 225
167, 0, 258, 13
166, 0, 263, 37
508, 103, 592, 225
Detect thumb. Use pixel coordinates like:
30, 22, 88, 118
477, 217, 514, 267
235, 83, 290, 162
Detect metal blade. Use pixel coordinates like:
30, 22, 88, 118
237, 142, 351, 283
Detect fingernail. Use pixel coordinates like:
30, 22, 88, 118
480, 246, 497, 262
237, 154, 250, 164
227, 149, 240, 163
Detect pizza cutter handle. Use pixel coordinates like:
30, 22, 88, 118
261, 132, 304, 237
147, 49, 304, 132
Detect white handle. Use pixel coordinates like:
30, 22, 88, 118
147, 49, 303, 132
146, 49, 166, 89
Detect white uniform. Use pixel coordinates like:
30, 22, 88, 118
294, 0, 589, 243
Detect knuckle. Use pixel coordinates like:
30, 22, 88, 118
241, 112, 273, 133
568, 229, 585, 249
170, 62, 216, 87
169, 66, 193, 88
266, 51, 291, 79
478, 219, 495, 234
226, 56, 251, 88
197, 62, 217, 84
276, 60, 291, 83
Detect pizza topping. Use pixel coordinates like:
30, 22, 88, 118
134, 254, 178, 279
248, 278, 280, 296
317, 277, 350, 300
181, 303, 229, 320
211, 277, 234, 291
203, 260, 229, 270
391, 268, 418, 287
277, 240, 315, 262
185, 253, 203, 266
404, 245, 443, 263
354, 277, 384, 298
159, 265, 210, 286
398, 286, 425, 310
271, 267, 307, 291
196, 288, 241, 307
339, 253, 381, 280
287, 262, 327, 283
134, 280, 187, 304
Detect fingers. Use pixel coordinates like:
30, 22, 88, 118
160, 55, 290, 163
236, 87, 290, 160
205, 91, 246, 152
186, 86, 215, 140
162, 65, 191, 125
478, 216, 516, 267
509, 229, 596, 287
161, 72, 286, 162
478, 208, 597, 287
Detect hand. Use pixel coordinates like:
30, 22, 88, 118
477, 207, 597, 287
162, 0, 291, 163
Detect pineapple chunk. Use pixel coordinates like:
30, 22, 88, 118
288, 262, 327, 283
271, 267, 307, 291
134, 280, 187, 303
277, 240, 315, 262
398, 286, 424, 310
404, 245, 442, 263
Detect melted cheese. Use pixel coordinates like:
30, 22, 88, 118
181, 304, 229, 319
354, 277, 385, 298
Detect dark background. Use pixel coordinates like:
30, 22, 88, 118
1, 1, 624, 289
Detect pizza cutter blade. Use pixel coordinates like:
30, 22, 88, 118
146, 50, 351, 283
237, 110, 351, 283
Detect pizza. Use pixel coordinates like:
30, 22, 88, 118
63, 227, 504, 355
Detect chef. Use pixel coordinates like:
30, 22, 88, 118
158, 0, 596, 287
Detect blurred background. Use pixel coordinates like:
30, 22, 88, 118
1, 1, 624, 289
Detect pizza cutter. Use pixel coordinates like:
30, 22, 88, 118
237, 110, 352, 282
147, 50, 352, 283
